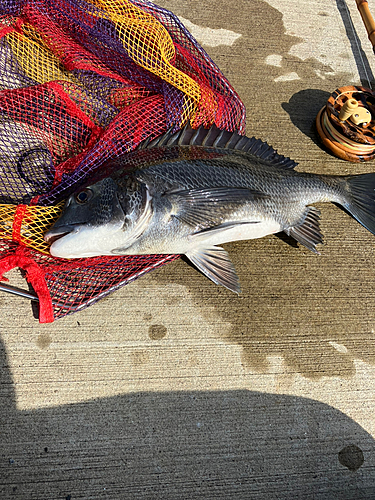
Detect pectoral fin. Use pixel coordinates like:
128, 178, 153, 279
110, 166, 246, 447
190, 220, 261, 242
168, 186, 266, 229
185, 245, 241, 294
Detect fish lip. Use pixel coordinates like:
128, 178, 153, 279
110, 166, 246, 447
44, 225, 79, 244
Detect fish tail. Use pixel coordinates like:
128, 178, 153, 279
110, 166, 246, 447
344, 173, 375, 235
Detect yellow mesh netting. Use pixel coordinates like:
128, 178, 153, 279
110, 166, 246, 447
0, 202, 64, 253
7, 26, 77, 85
87, 0, 201, 124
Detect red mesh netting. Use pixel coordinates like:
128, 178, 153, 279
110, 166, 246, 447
0, 0, 246, 322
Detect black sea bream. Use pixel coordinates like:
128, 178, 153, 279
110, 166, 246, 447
44, 125, 375, 293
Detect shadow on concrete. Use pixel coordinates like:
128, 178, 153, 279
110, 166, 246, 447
1, 337, 375, 499
282, 88, 331, 143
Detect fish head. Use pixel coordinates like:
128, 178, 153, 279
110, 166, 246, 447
44, 176, 149, 258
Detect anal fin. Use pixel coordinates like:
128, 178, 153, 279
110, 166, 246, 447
285, 207, 323, 254
185, 245, 241, 294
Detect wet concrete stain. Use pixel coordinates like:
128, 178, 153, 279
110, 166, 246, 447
338, 445, 364, 471
130, 349, 150, 367
185, 350, 199, 367
36, 333, 52, 350
164, 295, 182, 306
148, 324, 168, 340
143, 313, 152, 322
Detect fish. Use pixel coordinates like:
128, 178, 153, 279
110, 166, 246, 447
44, 124, 375, 293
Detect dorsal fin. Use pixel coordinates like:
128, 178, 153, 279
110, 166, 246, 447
136, 124, 298, 170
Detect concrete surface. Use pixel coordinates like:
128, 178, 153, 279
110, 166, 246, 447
2, 0, 375, 498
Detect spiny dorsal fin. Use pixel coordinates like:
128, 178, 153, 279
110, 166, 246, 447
285, 207, 323, 254
136, 124, 298, 170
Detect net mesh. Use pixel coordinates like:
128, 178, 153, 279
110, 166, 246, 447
0, 0, 246, 322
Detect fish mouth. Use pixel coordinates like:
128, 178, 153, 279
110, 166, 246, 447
44, 226, 76, 244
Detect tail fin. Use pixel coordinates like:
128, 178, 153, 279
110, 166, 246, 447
345, 173, 375, 235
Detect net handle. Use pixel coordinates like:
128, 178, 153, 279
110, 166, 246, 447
0, 248, 54, 323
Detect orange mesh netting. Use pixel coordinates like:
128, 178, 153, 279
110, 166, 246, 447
0, 0, 246, 322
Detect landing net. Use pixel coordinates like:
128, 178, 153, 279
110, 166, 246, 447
0, 0, 245, 322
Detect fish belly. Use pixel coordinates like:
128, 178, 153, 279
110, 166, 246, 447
189, 219, 282, 248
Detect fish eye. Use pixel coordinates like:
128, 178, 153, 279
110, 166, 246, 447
75, 189, 93, 204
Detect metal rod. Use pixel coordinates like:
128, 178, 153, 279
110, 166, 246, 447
0, 282, 72, 309
0, 282, 39, 301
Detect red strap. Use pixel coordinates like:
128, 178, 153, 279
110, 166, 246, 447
0, 248, 54, 323
12, 204, 28, 243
